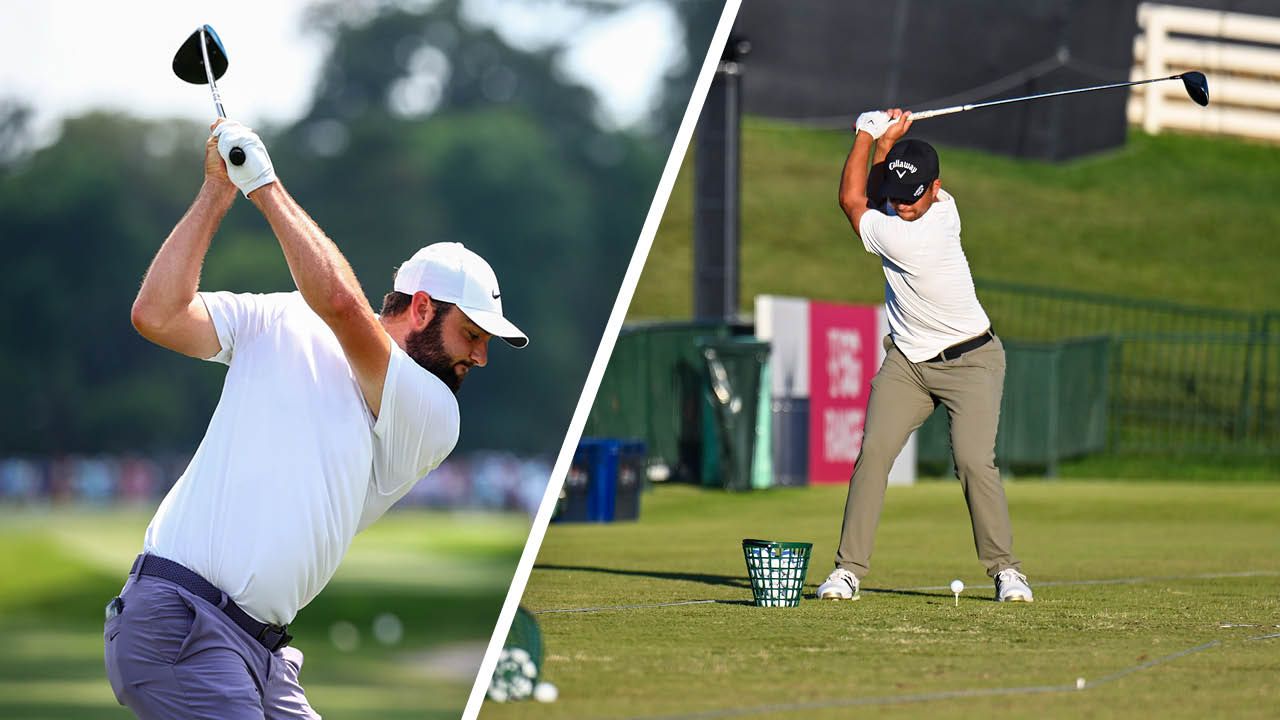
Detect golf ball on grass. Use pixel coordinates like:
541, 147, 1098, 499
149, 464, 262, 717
950, 580, 965, 594
533, 681, 559, 703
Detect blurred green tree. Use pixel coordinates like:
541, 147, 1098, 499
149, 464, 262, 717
0, 0, 722, 457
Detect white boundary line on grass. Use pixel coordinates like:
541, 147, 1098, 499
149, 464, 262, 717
530, 569, 1280, 615
618, 639, 1228, 720
459, 4, 745, 719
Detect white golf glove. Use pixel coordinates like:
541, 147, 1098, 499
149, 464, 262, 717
854, 110, 894, 140
212, 120, 277, 197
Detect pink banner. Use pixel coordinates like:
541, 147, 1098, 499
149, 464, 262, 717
807, 302, 879, 484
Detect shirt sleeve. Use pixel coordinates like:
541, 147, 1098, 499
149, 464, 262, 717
198, 291, 290, 365
359, 344, 460, 531
858, 209, 913, 266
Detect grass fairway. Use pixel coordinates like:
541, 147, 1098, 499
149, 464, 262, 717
486, 482, 1280, 719
0, 506, 528, 719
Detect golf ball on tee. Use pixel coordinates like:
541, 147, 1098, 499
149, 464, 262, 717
950, 579, 964, 594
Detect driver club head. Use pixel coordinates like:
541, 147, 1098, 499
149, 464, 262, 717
173, 24, 229, 85
1180, 71, 1209, 107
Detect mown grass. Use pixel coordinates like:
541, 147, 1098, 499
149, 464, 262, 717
633, 119, 1280, 319
484, 481, 1280, 719
0, 507, 528, 719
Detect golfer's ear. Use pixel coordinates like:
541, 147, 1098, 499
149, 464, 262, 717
412, 291, 435, 328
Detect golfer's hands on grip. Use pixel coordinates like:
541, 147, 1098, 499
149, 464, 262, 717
854, 110, 893, 139
855, 108, 913, 142
210, 119, 277, 197
880, 108, 913, 143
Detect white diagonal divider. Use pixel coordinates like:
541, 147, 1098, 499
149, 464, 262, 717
461, 3, 745, 717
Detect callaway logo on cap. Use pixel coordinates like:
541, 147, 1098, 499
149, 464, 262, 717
880, 139, 940, 202
394, 242, 529, 348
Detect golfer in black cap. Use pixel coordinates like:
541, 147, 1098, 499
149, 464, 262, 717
817, 108, 1033, 603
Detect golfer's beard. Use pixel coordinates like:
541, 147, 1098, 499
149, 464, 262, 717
405, 317, 466, 394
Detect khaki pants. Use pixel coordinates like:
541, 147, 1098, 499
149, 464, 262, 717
835, 334, 1020, 579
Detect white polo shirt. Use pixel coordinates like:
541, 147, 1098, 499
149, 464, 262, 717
143, 291, 459, 625
858, 189, 991, 362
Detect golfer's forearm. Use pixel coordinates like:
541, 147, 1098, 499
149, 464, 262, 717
873, 138, 893, 165
249, 184, 368, 320
838, 132, 874, 215
132, 180, 235, 326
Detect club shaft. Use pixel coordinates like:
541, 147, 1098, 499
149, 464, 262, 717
198, 27, 227, 118
913, 74, 1182, 121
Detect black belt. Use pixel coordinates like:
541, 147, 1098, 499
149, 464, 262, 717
923, 329, 994, 363
131, 554, 292, 652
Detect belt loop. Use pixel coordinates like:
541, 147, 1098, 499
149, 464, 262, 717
217, 592, 230, 610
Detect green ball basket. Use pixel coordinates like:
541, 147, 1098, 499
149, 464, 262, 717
488, 606, 544, 702
741, 539, 812, 607
506, 606, 543, 668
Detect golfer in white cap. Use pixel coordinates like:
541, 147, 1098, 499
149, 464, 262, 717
104, 119, 526, 719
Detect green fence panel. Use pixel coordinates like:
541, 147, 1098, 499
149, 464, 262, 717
585, 331, 648, 442
584, 322, 732, 482
1057, 336, 1111, 456
998, 343, 1059, 468
976, 279, 1279, 457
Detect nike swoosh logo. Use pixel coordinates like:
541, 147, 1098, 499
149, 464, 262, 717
491, 291, 501, 299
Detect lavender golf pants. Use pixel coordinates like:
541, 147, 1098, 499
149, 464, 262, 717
104, 574, 321, 719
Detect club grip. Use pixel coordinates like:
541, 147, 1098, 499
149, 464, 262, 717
909, 105, 967, 121
229, 146, 246, 166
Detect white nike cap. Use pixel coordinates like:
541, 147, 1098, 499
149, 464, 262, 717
394, 242, 528, 348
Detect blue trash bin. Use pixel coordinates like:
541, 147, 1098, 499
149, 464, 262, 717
561, 438, 646, 523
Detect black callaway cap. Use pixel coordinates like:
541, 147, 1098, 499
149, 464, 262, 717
881, 139, 939, 202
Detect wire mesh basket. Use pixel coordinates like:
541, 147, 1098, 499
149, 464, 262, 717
741, 538, 812, 607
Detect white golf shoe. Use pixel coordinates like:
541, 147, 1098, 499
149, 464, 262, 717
995, 568, 1034, 602
817, 568, 860, 600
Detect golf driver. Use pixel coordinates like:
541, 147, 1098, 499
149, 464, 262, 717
173, 24, 245, 166
903, 71, 1209, 122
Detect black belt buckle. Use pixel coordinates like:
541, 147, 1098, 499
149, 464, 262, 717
933, 329, 992, 363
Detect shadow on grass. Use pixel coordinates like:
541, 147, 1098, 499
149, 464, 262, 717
535, 563, 753, 590
534, 565, 972, 601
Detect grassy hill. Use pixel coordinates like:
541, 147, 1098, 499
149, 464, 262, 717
632, 118, 1280, 319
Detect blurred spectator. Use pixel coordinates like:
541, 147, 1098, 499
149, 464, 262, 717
71, 457, 116, 504
0, 458, 44, 503
119, 457, 162, 504
0, 452, 551, 513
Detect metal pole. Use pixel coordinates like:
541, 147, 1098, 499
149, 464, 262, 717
693, 40, 748, 322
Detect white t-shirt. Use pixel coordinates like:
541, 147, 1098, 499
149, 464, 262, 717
858, 189, 991, 362
143, 291, 459, 625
